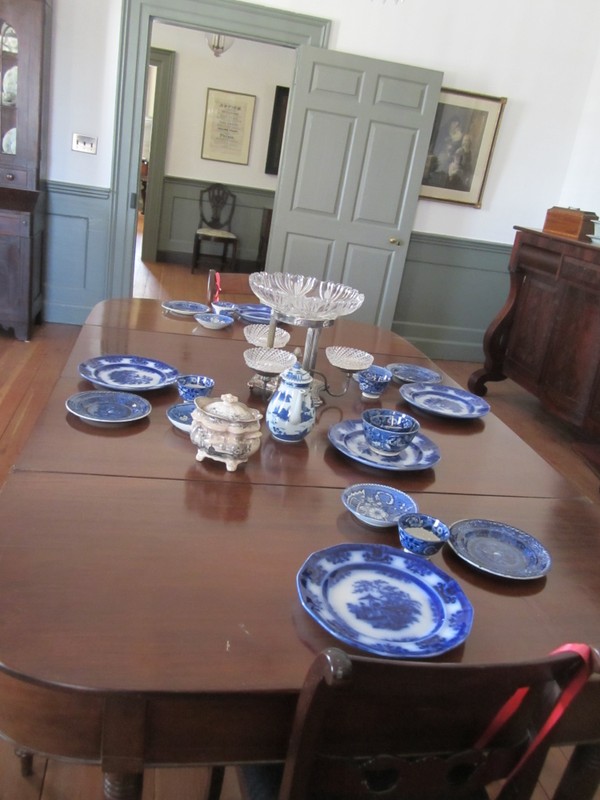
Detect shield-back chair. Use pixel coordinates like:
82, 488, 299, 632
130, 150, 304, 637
191, 183, 238, 273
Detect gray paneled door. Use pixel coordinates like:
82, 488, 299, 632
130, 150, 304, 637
268, 46, 442, 328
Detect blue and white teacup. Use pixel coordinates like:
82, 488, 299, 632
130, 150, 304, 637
356, 365, 392, 400
398, 512, 450, 557
361, 408, 419, 455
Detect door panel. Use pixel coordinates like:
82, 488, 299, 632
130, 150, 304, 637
269, 46, 442, 328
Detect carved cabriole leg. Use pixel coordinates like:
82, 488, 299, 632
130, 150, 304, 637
103, 772, 143, 800
468, 260, 526, 397
553, 743, 600, 800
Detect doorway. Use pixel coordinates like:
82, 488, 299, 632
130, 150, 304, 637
109, 0, 330, 300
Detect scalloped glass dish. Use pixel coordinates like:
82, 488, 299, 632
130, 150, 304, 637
243, 324, 290, 348
326, 346, 373, 372
243, 347, 296, 375
249, 272, 364, 321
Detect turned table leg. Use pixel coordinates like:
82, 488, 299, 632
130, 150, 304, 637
103, 771, 143, 800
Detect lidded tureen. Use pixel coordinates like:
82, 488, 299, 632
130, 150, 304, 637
191, 393, 262, 472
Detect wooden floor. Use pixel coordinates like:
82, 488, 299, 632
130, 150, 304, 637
0, 219, 597, 798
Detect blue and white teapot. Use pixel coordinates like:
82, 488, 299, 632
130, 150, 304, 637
266, 361, 316, 443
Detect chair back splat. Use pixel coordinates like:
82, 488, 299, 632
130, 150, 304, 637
191, 183, 238, 273
235, 645, 598, 800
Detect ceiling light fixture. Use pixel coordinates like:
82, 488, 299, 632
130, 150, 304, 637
206, 33, 234, 57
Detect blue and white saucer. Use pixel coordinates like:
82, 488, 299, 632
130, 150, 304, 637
66, 390, 151, 424
449, 519, 551, 580
297, 542, 473, 657
79, 355, 179, 391
237, 303, 272, 324
328, 419, 440, 471
166, 402, 195, 433
161, 300, 209, 316
386, 363, 442, 385
400, 383, 490, 419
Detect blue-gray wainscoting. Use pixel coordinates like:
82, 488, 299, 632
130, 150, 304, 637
43, 180, 511, 361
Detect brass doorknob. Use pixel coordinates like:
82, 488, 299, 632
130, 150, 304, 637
389, 237, 402, 245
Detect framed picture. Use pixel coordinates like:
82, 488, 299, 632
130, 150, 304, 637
420, 88, 506, 207
202, 88, 256, 165
265, 85, 289, 175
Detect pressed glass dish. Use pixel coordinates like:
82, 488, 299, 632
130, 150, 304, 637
249, 272, 364, 321
326, 346, 373, 372
243, 347, 296, 375
243, 324, 291, 348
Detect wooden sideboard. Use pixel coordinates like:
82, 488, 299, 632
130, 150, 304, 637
469, 227, 600, 436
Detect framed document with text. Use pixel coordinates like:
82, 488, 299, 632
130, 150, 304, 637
202, 88, 256, 165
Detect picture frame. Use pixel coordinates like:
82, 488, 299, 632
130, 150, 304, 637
202, 88, 256, 165
420, 88, 506, 208
265, 85, 289, 175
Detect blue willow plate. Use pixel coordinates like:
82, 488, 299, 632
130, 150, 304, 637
328, 419, 440, 471
400, 383, 490, 419
65, 390, 151, 424
449, 519, 552, 580
166, 402, 195, 433
297, 543, 473, 658
237, 303, 273, 324
386, 363, 442, 385
161, 300, 209, 316
79, 355, 179, 391
341, 483, 418, 528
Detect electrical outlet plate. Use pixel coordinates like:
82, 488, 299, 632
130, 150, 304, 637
72, 134, 97, 154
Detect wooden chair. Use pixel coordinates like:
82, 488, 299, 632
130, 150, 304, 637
191, 183, 238, 273
223, 645, 598, 800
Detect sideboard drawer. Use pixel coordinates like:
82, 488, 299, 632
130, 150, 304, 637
0, 212, 29, 237
0, 168, 29, 189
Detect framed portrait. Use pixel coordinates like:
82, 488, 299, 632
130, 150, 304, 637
265, 85, 289, 175
202, 88, 256, 165
420, 88, 506, 208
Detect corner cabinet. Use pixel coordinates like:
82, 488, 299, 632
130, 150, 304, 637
469, 227, 600, 436
0, 0, 51, 339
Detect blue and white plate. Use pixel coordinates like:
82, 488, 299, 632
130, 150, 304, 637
237, 303, 272, 324
328, 419, 440, 471
449, 519, 552, 580
161, 300, 209, 316
297, 542, 473, 658
65, 390, 151, 424
400, 383, 490, 419
386, 363, 442, 385
79, 355, 179, 391
342, 483, 418, 528
166, 402, 195, 433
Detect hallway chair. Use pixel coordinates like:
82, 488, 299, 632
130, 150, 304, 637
191, 183, 238, 273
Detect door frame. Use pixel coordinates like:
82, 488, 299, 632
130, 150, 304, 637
108, 0, 331, 298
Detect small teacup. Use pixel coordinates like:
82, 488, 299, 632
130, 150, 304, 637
362, 409, 419, 455
356, 365, 392, 400
176, 374, 215, 402
398, 512, 450, 557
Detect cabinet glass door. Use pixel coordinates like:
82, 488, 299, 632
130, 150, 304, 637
0, 20, 17, 156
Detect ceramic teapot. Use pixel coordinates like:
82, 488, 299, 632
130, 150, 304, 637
266, 362, 316, 443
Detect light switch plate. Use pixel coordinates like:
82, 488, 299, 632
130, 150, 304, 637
72, 134, 97, 154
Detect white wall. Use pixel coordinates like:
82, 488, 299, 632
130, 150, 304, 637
150, 23, 296, 191
47, 0, 600, 244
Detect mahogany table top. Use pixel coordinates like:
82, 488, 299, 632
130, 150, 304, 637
1, 298, 599, 776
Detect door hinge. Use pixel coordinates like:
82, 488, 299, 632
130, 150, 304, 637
130, 192, 138, 209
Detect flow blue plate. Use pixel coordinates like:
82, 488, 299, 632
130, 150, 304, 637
166, 402, 195, 433
449, 519, 552, 580
328, 419, 440, 471
386, 363, 442, 385
297, 542, 473, 658
79, 355, 179, 391
161, 300, 209, 316
400, 383, 490, 419
66, 390, 151, 424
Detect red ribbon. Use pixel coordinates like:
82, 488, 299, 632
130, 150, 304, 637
215, 271, 221, 302
474, 643, 595, 786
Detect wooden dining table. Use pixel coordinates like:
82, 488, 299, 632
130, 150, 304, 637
1, 296, 600, 800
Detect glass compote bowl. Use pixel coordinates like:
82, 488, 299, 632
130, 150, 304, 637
243, 347, 296, 394
248, 273, 365, 374
321, 347, 374, 396
243, 324, 290, 349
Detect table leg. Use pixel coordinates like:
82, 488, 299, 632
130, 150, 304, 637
553, 743, 600, 800
103, 771, 143, 800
